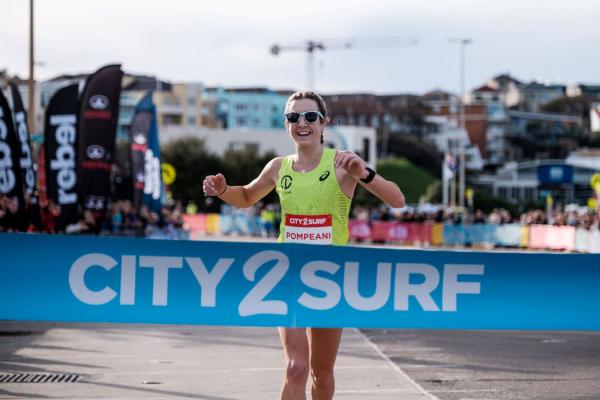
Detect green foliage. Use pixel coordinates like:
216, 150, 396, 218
221, 146, 278, 205
161, 137, 224, 209
378, 158, 438, 204
472, 190, 519, 217
383, 133, 442, 178
353, 157, 439, 206
160, 138, 279, 210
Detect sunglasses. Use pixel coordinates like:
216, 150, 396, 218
285, 111, 324, 124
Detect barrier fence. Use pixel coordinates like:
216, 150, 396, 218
183, 214, 600, 253
2, 233, 599, 330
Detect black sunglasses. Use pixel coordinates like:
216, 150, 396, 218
285, 111, 324, 124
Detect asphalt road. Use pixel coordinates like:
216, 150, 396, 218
362, 329, 600, 400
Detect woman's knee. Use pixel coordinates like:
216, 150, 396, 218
311, 368, 335, 389
286, 359, 309, 383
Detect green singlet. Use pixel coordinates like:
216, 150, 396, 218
276, 147, 352, 245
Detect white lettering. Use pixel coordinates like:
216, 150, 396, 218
0, 108, 16, 193
66, 251, 485, 316
186, 257, 234, 307
344, 262, 391, 311
15, 112, 34, 190
239, 250, 289, 316
120, 255, 136, 305
394, 263, 440, 312
442, 264, 484, 312
138, 256, 183, 306
50, 114, 77, 204
298, 261, 341, 310
143, 149, 161, 200
69, 253, 118, 305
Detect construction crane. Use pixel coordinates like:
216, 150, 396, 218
270, 37, 418, 90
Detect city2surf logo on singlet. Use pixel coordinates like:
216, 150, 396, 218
284, 214, 332, 244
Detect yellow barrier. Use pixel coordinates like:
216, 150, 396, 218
520, 225, 529, 248
206, 213, 221, 234
431, 223, 444, 246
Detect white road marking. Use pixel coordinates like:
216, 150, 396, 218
354, 328, 441, 400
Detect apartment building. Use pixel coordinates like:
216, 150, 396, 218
201, 87, 289, 130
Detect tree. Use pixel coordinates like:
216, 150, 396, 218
221, 145, 278, 205
161, 137, 223, 210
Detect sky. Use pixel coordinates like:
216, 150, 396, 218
2, 0, 600, 95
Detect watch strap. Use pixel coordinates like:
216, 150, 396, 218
360, 167, 376, 184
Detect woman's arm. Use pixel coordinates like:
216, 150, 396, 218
203, 157, 281, 209
334, 151, 405, 208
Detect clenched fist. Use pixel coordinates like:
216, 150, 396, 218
203, 173, 227, 197
334, 150, 368, 180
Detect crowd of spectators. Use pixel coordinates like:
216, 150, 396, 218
3, 192, 599, 237
353, 204, 600, 231
0, 194, 186, 238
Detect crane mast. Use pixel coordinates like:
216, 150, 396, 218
270, 38, 417, 90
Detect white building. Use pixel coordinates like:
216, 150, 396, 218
159, 125, 377, 167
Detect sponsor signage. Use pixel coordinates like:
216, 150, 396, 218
1, 234, 599, 330
78, 64, 123, 222
537, 165, 573, 184
43, 84, 80, 230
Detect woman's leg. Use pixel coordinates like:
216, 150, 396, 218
278, 327, 310, 400
307, 328, 343, 400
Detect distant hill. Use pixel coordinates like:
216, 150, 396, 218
377, 158, 438, 204
354, 157, 439, 207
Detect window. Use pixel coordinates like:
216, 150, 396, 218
498, 187, 507, 200
188, 116, 196, 126
229, 142, 258, 152
163, 115, 182, 125
362, 138, 370, 162
511, 187, 519, 200
370, 115, 379, 127
358, 114, 366, 126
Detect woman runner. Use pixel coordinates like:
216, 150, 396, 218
203, 91, 405, 400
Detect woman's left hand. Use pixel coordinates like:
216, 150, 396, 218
334, 150, 367, 180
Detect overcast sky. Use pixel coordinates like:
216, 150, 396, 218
2, 0, 599, 95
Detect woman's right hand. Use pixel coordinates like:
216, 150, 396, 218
203, 173, 227, 197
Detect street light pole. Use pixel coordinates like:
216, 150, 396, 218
28, 0, 35, 133
450, 38, 472, 209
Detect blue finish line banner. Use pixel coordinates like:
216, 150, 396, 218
1, 233, 599, 330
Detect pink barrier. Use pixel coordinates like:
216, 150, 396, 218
183, 214, 207, 239
528, 225, 576, 251
413, 223, 433, 244
348, 220, 371, 241
350, 221, 433, 244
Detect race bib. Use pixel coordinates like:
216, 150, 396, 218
284, 214, 333, 244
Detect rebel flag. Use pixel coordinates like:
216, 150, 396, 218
130, 92, 151, 211
0, 90, 26, 230
130, 92, 162, 214
77, 64, 123, 228
9, 82, 36, 198
44, 83, 80, 231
